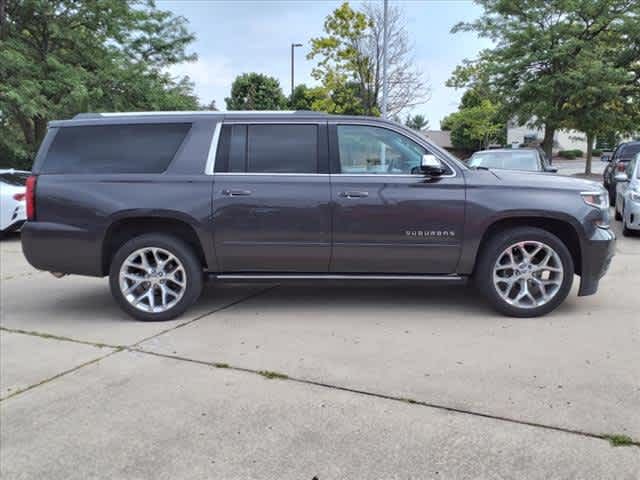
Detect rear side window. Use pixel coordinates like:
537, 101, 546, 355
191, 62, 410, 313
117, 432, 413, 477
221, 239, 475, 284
42, 123, 191, 174
215, 124, 319, 174
247, 125, 318, 173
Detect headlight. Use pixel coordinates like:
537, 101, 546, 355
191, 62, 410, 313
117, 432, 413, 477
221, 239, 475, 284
630, 190, 640, 203
581, 191, 609, 209
581, 190, 610, 229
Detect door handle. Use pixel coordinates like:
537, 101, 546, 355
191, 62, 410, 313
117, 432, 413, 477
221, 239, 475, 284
222, 189, 253, 197
339, 191, 369, 198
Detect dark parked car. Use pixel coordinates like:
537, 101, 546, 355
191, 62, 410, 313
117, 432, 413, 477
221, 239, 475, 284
468, 148, 557, 173
22, 111, 615, 320
602, 141, 640, 205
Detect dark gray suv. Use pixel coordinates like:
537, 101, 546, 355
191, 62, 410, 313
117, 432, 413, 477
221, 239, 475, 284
22, 111, 615, 320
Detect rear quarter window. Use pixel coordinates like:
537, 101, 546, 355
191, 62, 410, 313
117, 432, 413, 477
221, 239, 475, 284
41, 123, 191, 174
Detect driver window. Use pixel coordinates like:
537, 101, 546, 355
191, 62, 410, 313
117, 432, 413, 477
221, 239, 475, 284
337, 125, 427, 174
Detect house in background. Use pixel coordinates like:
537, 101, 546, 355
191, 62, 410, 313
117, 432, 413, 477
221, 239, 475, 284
422, 130, 453, 150
507, 119, 588, 153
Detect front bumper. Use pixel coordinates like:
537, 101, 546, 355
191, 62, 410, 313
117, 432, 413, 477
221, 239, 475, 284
577, 227, 616, 296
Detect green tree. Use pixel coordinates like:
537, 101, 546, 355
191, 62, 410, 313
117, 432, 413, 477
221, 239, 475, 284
405, 114, 429, 131
307, 3, 371, 114
289, 84, 327, 111
308, 1, 427, 117
441, 88, 504, 151
0, 0, 199, 168
561, 36, 640, 173
449, 0, 640, 159
225, 73, 287, 111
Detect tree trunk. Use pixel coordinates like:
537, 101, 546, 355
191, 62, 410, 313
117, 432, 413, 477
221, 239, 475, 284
585, 132, 594, 176
542, 125, 555, 163
15, 113, 34, 150
0, 0, 7, 40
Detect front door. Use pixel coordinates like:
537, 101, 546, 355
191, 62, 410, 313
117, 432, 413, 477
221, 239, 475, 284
212, 122, 331, 272
329, 123, 465, 274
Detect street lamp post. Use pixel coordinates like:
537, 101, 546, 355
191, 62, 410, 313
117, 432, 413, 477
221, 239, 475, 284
291, 43, 303, 101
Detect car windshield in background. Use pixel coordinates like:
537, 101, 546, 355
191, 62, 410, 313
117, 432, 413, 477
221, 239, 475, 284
469, 151, 540, 171
618, 144, 640, 160
0, 172, 30, 186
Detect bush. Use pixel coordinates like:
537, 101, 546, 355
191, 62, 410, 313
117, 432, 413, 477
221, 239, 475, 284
559, 150, 577, 159
592, 149, 602, 157
558, 149, 584, 159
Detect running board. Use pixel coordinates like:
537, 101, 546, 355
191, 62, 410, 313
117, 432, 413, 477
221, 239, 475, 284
211, 274, 465, 282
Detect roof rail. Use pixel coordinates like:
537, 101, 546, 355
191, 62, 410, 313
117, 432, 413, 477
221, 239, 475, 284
292, 110, 326, 115
73, 113, 103, 119
72, 110, 328, 119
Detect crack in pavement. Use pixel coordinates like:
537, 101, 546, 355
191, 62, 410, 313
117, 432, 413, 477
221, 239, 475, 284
1, 270, 48, 281
130, 284, 281, 348
1, 284, 638, 448
0, 285, 278, 402
128, 347, 640, 448
0, 348, 122, 402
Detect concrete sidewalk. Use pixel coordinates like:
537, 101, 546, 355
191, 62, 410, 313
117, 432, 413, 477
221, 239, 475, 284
1, 222, 639, 479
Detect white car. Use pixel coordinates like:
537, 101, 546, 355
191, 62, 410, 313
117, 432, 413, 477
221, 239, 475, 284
0, 169, 30, 236
614, 153, 640, 236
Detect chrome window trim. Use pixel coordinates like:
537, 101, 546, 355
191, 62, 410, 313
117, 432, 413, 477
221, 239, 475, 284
213, 172, 451, 179
331, 173, 445, 178
204, 122, 222, 175
214, 172, 329, 177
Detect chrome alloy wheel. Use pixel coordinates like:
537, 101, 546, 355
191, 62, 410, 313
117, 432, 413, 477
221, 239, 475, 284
119, 247, 187, 313
492, 241, 564, 309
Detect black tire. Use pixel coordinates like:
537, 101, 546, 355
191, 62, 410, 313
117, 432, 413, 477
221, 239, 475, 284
622, 217, 634, 237
109, 234, 203, 321
475, 227, 574, 318
615, 207, 622, 221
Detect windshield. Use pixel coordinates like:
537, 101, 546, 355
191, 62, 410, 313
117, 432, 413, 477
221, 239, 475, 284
618, 143, 640, 160
0, 172, 30, 186
469, 150, 540, 171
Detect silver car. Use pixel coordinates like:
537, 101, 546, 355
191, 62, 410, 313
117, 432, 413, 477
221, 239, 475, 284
615, 153, 640, 236
468, 148, 558, 173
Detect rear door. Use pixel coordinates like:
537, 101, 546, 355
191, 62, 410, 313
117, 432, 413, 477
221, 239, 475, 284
211, 120, 331, 272
328, 122, 466, 274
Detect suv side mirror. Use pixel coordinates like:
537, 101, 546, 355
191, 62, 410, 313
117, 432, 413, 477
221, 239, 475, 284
419, 154, 446, 176
614, 172, 629, 183
544, 165, 558, 173
600, 154, 611, 163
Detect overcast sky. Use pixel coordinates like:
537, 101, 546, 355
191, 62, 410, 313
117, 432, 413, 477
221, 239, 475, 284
161, 0, 491, 128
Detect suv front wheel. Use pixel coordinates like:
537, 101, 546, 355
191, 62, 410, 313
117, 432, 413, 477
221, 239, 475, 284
109, 234, 203, 321
475, 227, 574, 317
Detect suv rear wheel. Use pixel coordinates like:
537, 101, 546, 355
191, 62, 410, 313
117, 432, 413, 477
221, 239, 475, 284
109, 234, 203, 321
475, 227, 574, 317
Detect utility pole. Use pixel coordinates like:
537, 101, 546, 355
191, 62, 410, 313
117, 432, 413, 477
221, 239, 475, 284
381, 0, 389, 119
290, 43, 303, 101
